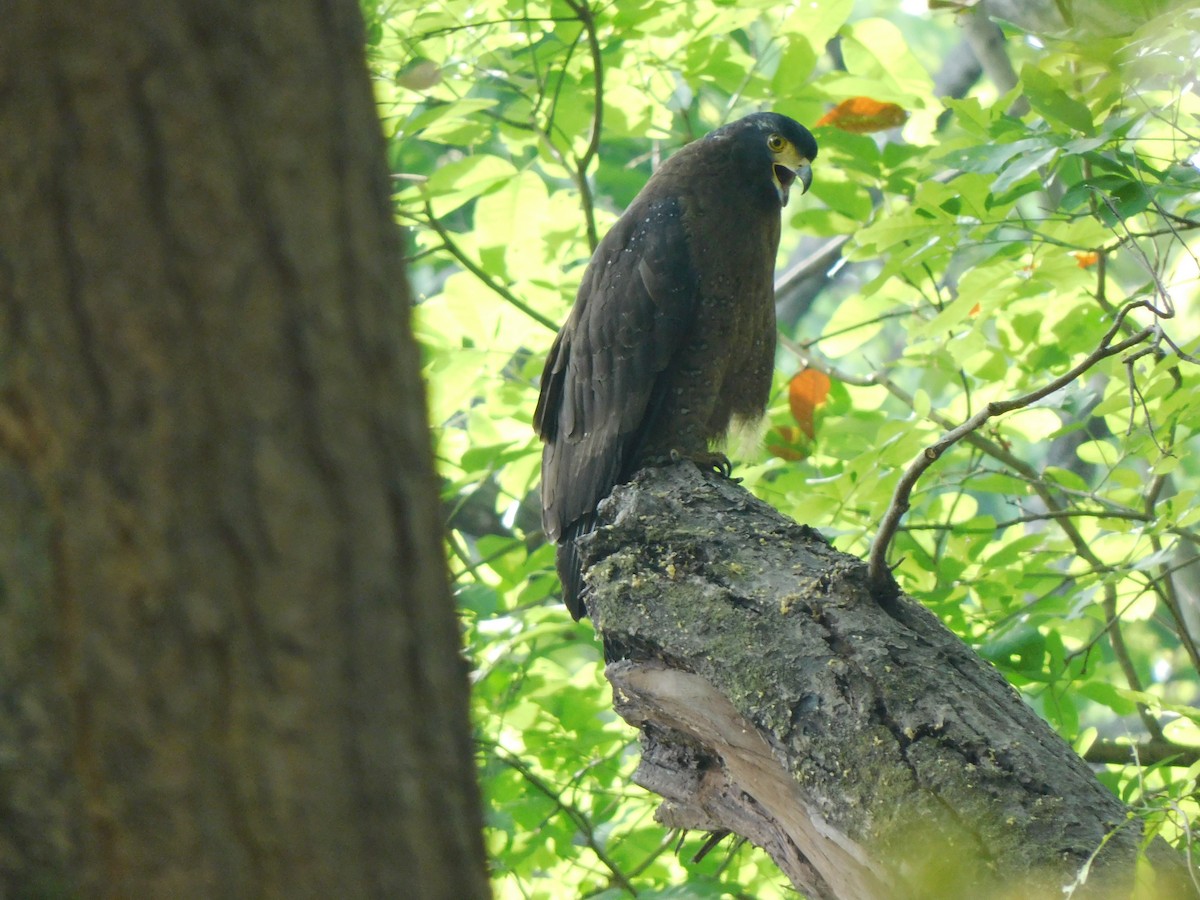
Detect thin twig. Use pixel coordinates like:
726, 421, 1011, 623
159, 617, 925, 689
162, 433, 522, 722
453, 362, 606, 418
1140, 362, 1200, 674
544, 18, 582, 129
897, 508, 1152, 531
421, 200, 559, 332
488, 743, 639, 894
563, 0, 603, 250
1101, 581, 1165, 740
786, 344, 1087, 499
866, 301, 1155, 591
787, 307, 915, 351
774, 235, 851, 297
1144, 548, 1200, 676
410, 14, 576, 40
1168, 801, 1200, 896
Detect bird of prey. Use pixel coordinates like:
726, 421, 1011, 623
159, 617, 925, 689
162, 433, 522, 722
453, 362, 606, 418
534, 112, 817, 620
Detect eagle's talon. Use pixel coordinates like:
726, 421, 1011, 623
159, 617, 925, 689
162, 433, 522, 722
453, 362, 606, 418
644, 448, 732, 478
689, 450, 732, 479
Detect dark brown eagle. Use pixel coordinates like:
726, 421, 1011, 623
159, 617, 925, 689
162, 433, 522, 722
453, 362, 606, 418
534, 112, 817, 620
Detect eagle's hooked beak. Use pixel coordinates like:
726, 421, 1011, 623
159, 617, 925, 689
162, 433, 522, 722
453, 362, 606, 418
772, 160, 813, 207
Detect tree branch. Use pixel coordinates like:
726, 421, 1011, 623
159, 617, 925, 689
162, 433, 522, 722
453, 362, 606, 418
774, 235, 850, 299
580, 463, 1197, 899
961, 4, 1028, 117
419, 200, 559, 332
791, 313, 1173, 735
866, 303, 1155, 593
1083, 739, 1200, 768
1101, 582, 1165, 741
488, 743, 637, 894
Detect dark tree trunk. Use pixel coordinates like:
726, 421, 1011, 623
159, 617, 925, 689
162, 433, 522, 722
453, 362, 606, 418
582, 463, 1196, 899
0, 2, 488, 897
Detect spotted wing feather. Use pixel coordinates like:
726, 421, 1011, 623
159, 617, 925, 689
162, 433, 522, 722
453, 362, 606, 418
534, 195, 695, 618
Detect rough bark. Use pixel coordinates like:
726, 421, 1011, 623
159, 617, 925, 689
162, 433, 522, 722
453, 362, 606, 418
0, 2, 488, 897
580, 463, 1196, 900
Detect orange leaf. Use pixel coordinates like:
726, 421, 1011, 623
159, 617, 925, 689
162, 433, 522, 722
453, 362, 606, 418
969, 302, 981, 317
816, 97, 908, 134
766, 426, 810, 461
1072, 250, 1100, 269
788, 368, 832, 439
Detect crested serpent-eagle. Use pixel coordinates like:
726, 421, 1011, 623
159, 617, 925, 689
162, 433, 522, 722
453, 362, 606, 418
534, 112, 817, 620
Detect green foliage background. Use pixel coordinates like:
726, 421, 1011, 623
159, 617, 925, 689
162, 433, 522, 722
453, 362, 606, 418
370, 0, 1200, 895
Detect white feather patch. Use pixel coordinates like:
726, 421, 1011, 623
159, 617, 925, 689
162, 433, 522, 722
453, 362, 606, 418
719, 413, 769, 461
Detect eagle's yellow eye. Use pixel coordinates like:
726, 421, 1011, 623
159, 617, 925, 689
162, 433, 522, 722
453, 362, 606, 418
767, 133, 786, 152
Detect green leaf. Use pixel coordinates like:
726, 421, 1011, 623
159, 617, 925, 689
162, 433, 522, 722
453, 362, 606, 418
979, 624, 1046, 675
425, 154, 519, 217
838, 18, 933, 107
385, 1, 1200, 883
402, 99, 500, 142
1021, 65, 1095, 134
939, 137, 1054, 175
1079, 681, 1136, 716
809, 177, 873, 221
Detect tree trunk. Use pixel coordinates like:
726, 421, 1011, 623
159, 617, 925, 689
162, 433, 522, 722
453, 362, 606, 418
581, 463, 1196, 899
0, 2, 489, 897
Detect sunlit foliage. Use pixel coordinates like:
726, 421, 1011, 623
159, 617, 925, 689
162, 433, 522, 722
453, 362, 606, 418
369, 0, 1200, 894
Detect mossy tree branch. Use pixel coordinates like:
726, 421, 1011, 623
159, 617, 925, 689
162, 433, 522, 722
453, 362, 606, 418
577, 463, 1197, 900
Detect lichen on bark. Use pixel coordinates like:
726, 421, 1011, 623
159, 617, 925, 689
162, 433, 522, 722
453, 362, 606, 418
579, 462, 1195, 899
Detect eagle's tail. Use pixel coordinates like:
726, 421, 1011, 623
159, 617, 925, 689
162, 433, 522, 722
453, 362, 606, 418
556, 515, 596, 621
